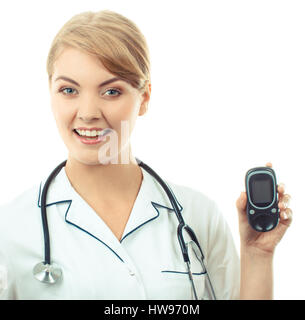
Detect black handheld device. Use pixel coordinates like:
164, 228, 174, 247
245, 167, 280, 232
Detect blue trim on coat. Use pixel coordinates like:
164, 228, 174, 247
64, 203, 124, 263
120, 201, 184, 243
161, 270, 207, 275
120, 201, 160, 243
37, 182, 124, 263
37, 182, 72, 208
36, 177, 185, 263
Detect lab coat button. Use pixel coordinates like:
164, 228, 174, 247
129, 270, 135, 276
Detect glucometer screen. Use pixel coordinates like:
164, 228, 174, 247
249, 174, 274, 206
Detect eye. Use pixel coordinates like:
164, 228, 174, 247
59, 87, 77, 96
104, 88, 122, 97
57, 87, 122, 97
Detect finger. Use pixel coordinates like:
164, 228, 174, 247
236, 192, 248, 226
278, 201, 286, 211
236, 192, 247, 214
266, 162, 273, 168
278, 196, 291, 210
277, 183, 285, 197
274, 207, 293, 237
280, 207, 293, 227
282, 194, 291, 206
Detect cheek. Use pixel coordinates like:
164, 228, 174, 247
51, 97, 74, 130
106, 97, 140, 128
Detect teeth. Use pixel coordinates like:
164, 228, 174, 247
76, 129, 102, 137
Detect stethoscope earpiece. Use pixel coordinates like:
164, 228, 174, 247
33, 262, 62, 284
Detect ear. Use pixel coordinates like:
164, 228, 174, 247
138, 83, 151, 116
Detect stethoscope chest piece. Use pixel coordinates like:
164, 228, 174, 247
33, 262, 62, 284
34, 158, 216, 299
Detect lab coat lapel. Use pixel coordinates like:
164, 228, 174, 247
37, 163, 183, 257
120, 166, 183, 242
38, 167, 126, 260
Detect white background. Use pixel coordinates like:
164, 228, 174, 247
0, 0, 304, 299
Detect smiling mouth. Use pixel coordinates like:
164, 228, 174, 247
73, 128, 113, 140
72, 129, 104, 144
73, 128, 103, 138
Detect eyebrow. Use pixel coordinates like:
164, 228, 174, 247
54, 76, 123, 87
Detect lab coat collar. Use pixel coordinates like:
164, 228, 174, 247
37, 162, 183, 246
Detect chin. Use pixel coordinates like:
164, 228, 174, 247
70, 152, 104, 167
97, 153, 122, 165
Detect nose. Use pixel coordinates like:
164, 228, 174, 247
78, 113, 100, 122
77, 95, 103, 122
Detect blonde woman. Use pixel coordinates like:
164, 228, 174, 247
0, 10, 292, 300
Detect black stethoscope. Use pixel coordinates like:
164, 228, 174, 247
33, 158, 216, 300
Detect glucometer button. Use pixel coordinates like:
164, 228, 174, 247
249, 209, 255, 215
271, 208, 277, 213
253, 215, 274, 232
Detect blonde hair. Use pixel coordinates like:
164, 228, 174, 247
46, 10, 151, 94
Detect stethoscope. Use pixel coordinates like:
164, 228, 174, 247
33, 158, 217, 300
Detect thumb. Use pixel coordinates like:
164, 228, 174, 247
236, 192, 247, 220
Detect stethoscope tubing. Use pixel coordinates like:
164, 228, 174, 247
37, 158, 216, 300
40, 159, 67, 265
136, 159, 203, 263
136, 158, 216, 300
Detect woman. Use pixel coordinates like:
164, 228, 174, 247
0, 10, 292, 300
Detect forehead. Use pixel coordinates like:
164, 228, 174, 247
53, 47, 115, 81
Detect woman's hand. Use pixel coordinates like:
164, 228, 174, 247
236, 162, 293, 255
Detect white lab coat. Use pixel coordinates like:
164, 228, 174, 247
0, 164, 240, 300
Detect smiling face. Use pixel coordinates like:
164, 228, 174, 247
49, 46, 150, 165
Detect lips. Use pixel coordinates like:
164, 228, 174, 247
75, 127, 104, 131
73, 128, 104, 138
73, 129, 106, 145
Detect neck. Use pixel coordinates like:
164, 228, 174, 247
64, 152, 143, 202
